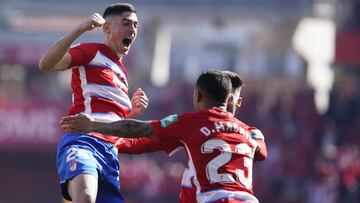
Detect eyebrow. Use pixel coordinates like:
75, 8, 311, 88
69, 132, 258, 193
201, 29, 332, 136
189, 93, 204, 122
122, 18, 138, 24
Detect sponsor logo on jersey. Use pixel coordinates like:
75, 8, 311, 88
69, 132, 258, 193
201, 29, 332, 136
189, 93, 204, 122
250, 129, 265, 140
160, 114, 178, 128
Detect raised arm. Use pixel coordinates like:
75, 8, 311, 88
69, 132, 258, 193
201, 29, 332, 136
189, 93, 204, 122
60, 114, 155, 138
39, 13, 105, 71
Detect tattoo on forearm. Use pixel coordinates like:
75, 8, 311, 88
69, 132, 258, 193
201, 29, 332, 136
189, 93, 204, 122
92, 119, 154, 138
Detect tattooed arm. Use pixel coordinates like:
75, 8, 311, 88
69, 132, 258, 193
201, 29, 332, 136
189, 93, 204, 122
60, 114, 155, 138
92, 119, 154, 138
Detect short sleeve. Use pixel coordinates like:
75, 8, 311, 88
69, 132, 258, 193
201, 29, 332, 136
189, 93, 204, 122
151, 114, 183, 144
249, 127, 268, 161
249, 127, 265, 141
68, 43, 97, 68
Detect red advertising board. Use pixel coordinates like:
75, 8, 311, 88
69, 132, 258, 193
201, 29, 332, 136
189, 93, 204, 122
0, 101, 68, 150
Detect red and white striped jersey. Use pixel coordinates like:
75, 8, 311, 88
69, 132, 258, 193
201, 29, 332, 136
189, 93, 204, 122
67, 43, 131, 143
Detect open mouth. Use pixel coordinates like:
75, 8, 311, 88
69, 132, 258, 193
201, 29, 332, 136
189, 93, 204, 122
123, 38, 133, 48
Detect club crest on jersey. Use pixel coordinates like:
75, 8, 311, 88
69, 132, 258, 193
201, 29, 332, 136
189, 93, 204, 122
160, 114, 178, 128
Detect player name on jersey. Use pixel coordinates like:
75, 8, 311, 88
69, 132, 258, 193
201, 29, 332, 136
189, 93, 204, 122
200, 121, 250, 139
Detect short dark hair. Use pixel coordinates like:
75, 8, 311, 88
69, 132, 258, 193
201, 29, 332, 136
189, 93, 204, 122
196, 70, 232, 103
222, 71, 244, 92
103, 3, 136, 18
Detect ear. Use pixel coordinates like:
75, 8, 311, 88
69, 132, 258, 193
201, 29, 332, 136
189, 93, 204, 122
102, 22, 111, 34
236, 97, 242, 108
227, 94, 235, 106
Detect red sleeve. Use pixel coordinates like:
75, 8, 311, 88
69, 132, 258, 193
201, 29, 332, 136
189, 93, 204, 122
68, 43, 97, 68
248, 126, 268, 161
150, 116, 183, 143
116, 137, 183, 156
253, 139, 268, 161
116, 137, 163, 154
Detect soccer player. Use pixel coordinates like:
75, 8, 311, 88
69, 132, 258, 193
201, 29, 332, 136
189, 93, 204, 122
39, 3, 148, 203
114, 70, 267, 203
61, 70, 265, 203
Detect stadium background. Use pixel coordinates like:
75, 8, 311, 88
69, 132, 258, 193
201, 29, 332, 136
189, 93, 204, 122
0, 0, 359, 202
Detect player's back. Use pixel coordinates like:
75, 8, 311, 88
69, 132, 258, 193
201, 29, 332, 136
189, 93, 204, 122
153, 107, 260, 202
175, 108, 258, 202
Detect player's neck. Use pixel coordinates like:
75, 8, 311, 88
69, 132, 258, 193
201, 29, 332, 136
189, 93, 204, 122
104, 42, 124, 60
199, 102, 227, 112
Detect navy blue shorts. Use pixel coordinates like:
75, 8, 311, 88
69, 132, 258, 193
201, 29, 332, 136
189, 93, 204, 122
56, 133, 124, 203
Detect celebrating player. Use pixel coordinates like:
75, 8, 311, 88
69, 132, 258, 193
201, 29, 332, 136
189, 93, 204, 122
113, 70, 267, 203
39, 3, 148, 203
61, 70, 265, 202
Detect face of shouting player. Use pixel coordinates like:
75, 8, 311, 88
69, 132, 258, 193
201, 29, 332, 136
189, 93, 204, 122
103, 11, 138, 57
